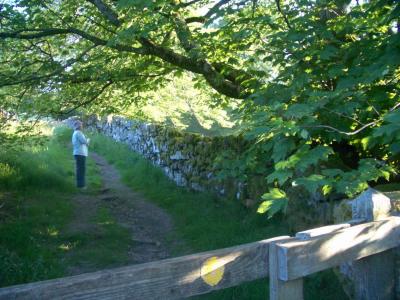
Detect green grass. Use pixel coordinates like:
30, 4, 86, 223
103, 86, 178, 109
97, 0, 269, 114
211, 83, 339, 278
0, 127, 76, 286
90, 133, 349, 300
91, 134, 288, 250
91, 207, 132, 266
0, 126, 123, 287
63, 206, 132, 270
0, 189, 72, 286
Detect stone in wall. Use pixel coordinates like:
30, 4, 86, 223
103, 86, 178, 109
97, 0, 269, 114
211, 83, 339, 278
170, 151, 187, 160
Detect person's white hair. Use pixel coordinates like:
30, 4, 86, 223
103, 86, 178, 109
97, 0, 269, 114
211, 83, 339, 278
74, 120, 83, 130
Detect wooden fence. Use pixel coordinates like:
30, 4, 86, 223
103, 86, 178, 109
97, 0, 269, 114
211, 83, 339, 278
0, 215, 399, 300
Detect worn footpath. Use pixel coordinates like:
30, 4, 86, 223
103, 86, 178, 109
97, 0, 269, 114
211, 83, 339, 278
65, 152, 180, 275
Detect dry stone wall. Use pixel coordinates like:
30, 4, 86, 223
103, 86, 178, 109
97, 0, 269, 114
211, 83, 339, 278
77, 115, 252, 200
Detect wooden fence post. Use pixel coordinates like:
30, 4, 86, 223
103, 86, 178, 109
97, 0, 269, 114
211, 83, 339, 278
269, 240, 303, 300
351, 188, 395, 300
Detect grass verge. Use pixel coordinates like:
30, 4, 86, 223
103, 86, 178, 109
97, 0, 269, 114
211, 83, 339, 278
0, 126, 76, 286
0, 126, 126, 287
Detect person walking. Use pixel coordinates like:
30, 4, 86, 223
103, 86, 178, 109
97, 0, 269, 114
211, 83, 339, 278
72, 120, 90, 189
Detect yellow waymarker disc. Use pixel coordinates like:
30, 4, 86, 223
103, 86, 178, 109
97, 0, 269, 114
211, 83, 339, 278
200, 256, 225, 286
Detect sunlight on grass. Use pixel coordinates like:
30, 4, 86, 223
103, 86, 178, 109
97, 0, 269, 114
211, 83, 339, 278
0, 162, 16, 179
97, 221, 115, 225
46, 227, 59, 237
58, 243, 76, 251
0, 126, 76, 286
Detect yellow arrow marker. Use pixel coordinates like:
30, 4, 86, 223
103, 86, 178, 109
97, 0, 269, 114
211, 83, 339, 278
200, 256, 225, 286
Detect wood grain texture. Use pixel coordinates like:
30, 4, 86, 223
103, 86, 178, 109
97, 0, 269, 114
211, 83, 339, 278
351, 188, 395, 300
0, 236, 289, 300
277, 216, 400, 281
269, 240, 303, 300
295, 223, 351, 240
295, 219, 366, 240
353, 250, 395, 300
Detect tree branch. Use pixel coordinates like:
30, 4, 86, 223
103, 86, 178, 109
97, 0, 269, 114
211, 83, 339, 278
63, 69, 172, 84
87, 16, 117, 34
390, 101, 400, 112
307, 121, 378, 136
179, 0, 203, 8
86, 0, 121, 27
275, 0, 292, 29
185, 16, 206, 24
321, 108, 366, 126
28, 40, 55, 62
0, 28, 146, 54
1, 27, 244, 98
204, 0, 231, 19
139, 37, 244, 98
173, 16, 201, 56
0, 45, 97, 88
0, 28, 72, 40
306, 97, 400, 136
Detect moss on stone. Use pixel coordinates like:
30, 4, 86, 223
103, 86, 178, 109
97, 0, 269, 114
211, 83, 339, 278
333, 200, 352, 223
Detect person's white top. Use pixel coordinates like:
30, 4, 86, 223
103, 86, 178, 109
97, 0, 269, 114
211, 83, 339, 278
72, 130, 89, 156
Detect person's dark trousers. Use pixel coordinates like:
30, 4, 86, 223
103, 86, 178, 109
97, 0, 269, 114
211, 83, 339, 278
74, 155, 86, 188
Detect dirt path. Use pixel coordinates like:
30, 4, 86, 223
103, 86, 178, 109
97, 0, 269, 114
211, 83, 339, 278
66, 152, 180, 275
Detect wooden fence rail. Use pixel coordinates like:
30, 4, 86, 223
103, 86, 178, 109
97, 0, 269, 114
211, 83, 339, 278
277, 216, 400, 281
1, 216, 399, 300
0, 236, 290, 300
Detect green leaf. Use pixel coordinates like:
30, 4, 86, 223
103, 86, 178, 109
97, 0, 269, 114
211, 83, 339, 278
361, 137, 372, 151
266, 169, 293, 185
373, 124, 400, 140
320, 45, 339, 60
275, 145, 332, 172
389, 143, 400, 154
383, 111, 400, 124
322, 169, 344, 178
272, 138, 296, 163
322, 185, 332, 196
295, 174, 328, 195
284, 104, 316, 119
257, 188, 288, 219
300, 129, 309, 139
296, 146, 333, 172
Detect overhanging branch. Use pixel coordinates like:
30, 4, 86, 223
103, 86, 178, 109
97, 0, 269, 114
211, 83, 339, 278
0, 45, 98, 88
63, 69, 172, 84
1, 20, 249, 99
86, 0, 121, 27
204, 0, 231, 19
275, 0, 292, 29
185, 16, 206, 24
307, 121, 378, 136
139, 37, 245, 98
0, 28, 146, 54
